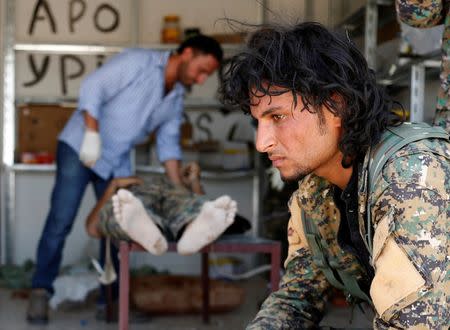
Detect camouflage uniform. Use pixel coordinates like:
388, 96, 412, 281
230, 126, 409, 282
97, 176, 208, 241
247, 137, 450, 329
396, 0, 450, 132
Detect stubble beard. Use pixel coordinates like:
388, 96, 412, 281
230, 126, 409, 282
280, 166, 312, 183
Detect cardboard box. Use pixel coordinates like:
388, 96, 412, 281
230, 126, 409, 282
17, 104, 76, 161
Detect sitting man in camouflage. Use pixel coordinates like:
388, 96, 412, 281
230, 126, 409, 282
220, 22, 449, 329
86, 162, 237, 256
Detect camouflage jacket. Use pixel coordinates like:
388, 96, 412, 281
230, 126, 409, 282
247, 137, 449, 329
396, 0, 450, 131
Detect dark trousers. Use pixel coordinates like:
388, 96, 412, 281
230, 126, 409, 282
31, 141, 116, 302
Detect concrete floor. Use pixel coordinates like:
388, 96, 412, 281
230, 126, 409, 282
0, 277, 374, 330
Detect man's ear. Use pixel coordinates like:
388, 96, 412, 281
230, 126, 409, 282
180, 47, 194, 61
329, 93, 344, 128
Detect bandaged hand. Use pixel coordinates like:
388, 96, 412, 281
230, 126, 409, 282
79, 129, 101, 168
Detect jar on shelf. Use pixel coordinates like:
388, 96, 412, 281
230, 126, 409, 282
161, 15, 181, 44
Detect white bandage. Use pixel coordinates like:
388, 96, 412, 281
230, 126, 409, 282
79, 130, 101, 168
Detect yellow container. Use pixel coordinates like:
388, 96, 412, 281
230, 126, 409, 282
161, 15, 181, 43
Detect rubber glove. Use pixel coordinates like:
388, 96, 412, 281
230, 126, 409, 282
79, 129, 101, 168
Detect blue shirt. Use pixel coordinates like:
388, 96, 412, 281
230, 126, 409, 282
59, 48, 185, 179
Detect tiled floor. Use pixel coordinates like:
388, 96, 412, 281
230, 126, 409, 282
0, 277, 373, 330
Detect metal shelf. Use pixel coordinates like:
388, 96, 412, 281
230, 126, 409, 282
15, 97, 226, 109
12, 164, 56, 172
14, 42, 243, 54
336, 0, 394, 37
136, 165, 254, 179
377, 51, 441, 87
14, 43, 124, 54
11, 163, 254, 180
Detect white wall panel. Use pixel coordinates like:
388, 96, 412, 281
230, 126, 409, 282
265, 0, 306, 24
14, 172, 97, 265
15, 0, 132, 44
15, 52, 113, 98
138, 0, 261, 44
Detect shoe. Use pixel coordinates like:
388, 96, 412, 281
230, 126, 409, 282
95, 302, 151, 324
95, 303, 118, 323
26, 288, 50, 325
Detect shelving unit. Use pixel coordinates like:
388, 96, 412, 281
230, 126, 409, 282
1, 0, 263, 264
336, 0, 395, 70
377, 50, 441, 122
340, 0, 440, 123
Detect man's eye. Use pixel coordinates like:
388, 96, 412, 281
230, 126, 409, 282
273, 114, 286, 121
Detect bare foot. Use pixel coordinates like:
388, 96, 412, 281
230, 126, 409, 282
177, 196, 237, 255
112, 189, 168, 255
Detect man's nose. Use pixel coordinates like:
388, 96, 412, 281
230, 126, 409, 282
255, 124, 275, 153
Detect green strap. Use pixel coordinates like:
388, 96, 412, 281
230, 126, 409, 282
332, 265, 371, 302
366, 123, 449, 254
369, 122, 449, 193
305, 232, 345, 291
302, 210, 370, 302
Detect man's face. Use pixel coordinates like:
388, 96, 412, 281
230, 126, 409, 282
178, 48, 220, 87
250, 89, 342, 182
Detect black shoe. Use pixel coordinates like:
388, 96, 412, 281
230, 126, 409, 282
95, 303, 118, 323
95, 303, 151, 324
26, 289, 50, 325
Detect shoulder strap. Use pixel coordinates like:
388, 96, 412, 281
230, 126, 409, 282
301, 209, 345, 291
368, 122, 449, 193
365, 122, 449, 254
301, 210, 371, 303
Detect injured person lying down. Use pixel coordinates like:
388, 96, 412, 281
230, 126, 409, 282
85, 163, 237, 255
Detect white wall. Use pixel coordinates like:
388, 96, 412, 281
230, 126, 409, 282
265, 0, 365, 27
0, 0, 5, 262
138, 0, 261, 44
13, 173, 98, 265
15, 0, 132, 44
0, 0, 4, 158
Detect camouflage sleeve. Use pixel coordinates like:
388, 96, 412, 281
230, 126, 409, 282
370, 141, 450, 329
395, 0, 446, 27
246, 195, 331, 329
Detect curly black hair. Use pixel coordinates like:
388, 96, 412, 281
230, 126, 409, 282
220, 22, 403, 167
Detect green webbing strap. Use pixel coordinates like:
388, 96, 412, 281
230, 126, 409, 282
301, 210, 371, 302
365, 123, 449, 254
368, 122, 449, 193
332, 265, 371, 303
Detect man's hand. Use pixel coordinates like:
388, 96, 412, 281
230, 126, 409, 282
79, 129, 101, 167
181, 162, 204, 194
114, 176, 144, 190
182, 162, 201, 185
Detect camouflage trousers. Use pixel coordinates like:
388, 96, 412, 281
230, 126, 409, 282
97, 176, 208, 241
